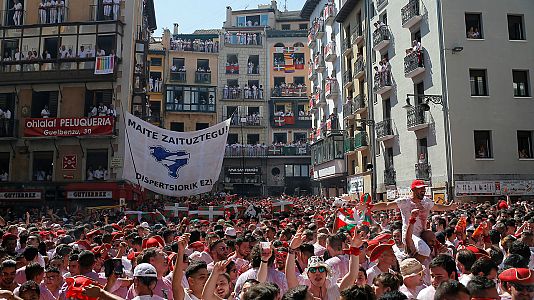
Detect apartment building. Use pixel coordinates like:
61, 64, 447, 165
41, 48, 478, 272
147, 37, 165, 127
219, 1, 313, 196
336, 0, 374, 199
162, 28, 219, 132
367, 0, 534, 202
0, 0, 156, 206
302, 0, 345, 197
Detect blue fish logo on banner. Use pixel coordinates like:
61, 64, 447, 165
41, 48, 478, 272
149, 145, 190, 179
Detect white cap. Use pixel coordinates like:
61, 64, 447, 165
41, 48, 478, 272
133, 263, 157, 278
140, 222, 150, 229
225, 227, 237, 237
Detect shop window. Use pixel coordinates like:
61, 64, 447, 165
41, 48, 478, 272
86, 149, 109, 181
0, 152, 9, 181
474, 130, 492, 159
31, 91, 59, 118
170, 122, 184, 132
285, 164, 309, 177
33, 151, 53, 181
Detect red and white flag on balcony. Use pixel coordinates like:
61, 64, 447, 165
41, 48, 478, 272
274, 116, 285, 127
94, 55, 115, 75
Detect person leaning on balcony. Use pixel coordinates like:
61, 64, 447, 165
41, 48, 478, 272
41, 105, 50, 118
107, 104, 117, 118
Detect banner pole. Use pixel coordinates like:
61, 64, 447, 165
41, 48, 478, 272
117, 85, 141, 187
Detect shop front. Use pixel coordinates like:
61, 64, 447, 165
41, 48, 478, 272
223, 167, 263, 196
62, 182, 144, 208
454, 180, 534, 202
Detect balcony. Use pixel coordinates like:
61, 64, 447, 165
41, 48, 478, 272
351, 25, 364, 45
271, 115, 312, 128
170, 71, 186, 82
376, 119, 395, 141
271, 86, 307, 98
243, 87, 264, 100
195, 72, 211, 84
170, 39, 219, 53
404, 50, 425, 78
354, 132, 368, 151
222, 87, 242, 100
308, 32, 316, 48
225, 144, 310, 158
90, 4, 121, 21
308, 67, 317, 81
384, 167, 396, 186
415, 162, 431, 181
309, 97, 317, 112
0, 118, 17, 139
314, 90, 327, 107
343, 70, 353, 89
344, 137, 355, 153
353, 56, 365, 79
342, 40, 352, 57
372, 26, 391, 52
316, 26, 325, 39
401, 0, 423, 28
324, 42, 337, 62
324, 3, 336, 26
325, 79, 340, 99
376, 0, 388, 11
166, 102, 216, 113
227, 115, 265, 127
373, 71, 392, 95
343, 100, 354, 120
406, 105, 429, 131
353, 94, 367, 114
314, 55, 325, 73
224, 32, 263, 46
0, 10, 26, 26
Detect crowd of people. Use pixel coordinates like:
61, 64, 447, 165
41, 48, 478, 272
170, 39, 219, 53
223, 85, 264, 100
225, 141, 310, 157
87, 103, 117, 118
271, 83, 307, 98
374, 58, 392, 89
224, 32, 262, 46
86, 165, 110, 181
38, 0, 67, 24
0, 184, 531, 300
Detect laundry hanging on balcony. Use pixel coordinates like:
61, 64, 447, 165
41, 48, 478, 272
94, 55, 115, 75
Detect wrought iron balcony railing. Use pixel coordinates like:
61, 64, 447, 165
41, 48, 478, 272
384, 167, 396, 186
343, 100, 353, 119
353, 94, 367, 113
415, 162, 431, 181
406, 105, 427, 130
344, 137, 355, 153
373, 26, 390, 49
376, 119, 394, 140
271, 86, 307, 97
401, 0, 421, 28
354, 132, 368, 149
404, 50, 425, 77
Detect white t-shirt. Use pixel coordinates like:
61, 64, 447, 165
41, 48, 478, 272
366, 264, 394, 285
416, 285, 435, 300
400, 284, 426, 300
396, 197, 434, 238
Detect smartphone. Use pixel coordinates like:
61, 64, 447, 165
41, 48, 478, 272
104, 258, 124, 277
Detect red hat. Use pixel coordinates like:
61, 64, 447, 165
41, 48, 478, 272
463, 245, 490, 259
497, 200, 509, 210
369, 240, 395, 262
189, 241, 205, 252
111, 232, 124, 242
142, 235, 165, 249
86, 230, 101, 239
2, 233, 17, 240
167, 253, 177, 271
367, 233, 393, 252
65, 275, 103, 300
92, 244, 111, 259
76, 240, 91, 250
411, 179, 428, 190
498, 268, 534, 285
56, 230, 66, 236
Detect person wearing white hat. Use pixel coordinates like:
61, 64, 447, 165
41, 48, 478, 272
398, 258, 426, 300
224, 227, 237, 239
132, 263, 165, 300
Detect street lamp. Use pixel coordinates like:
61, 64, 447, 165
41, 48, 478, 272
404, 94, 444, 111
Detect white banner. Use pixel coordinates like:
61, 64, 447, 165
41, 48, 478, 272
123, 112, 231, 196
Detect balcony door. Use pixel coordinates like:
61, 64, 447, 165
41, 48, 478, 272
3, 0, 24, 26
417, 138, 428, 162
44, 37, 59, 59
383, 98, 391, 120
415, 82, 424, 105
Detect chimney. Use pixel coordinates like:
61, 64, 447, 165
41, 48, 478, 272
173, 23, 179, 35
271, 0, 277, 10
226, 6, 233, 27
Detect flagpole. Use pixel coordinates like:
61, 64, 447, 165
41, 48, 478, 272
117, 88, 141, 187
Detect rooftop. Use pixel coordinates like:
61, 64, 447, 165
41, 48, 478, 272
300, 0, 321, 19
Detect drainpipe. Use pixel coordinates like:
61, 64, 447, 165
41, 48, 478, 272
436, 0, 454, 200
364, 0, 377, 200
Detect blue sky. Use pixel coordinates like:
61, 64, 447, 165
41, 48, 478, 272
154, 0, 306, 36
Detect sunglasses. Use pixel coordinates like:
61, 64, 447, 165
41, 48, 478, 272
509, 282, 534, 292
308, 266, 326, 273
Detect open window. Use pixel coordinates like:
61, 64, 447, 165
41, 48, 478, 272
247, 134, 259, 145
86, 149, 109, 181
32, 151, 53, 181
31, 91, 59, 118
226, 54, 239, 74
247, 55, 259, 74
273, 133, 287, 144
85, 89, 113, 117
465, 13, 483, 39
294, 132, 307, 143
227, 133, 238, 145
0, 152, 9, 182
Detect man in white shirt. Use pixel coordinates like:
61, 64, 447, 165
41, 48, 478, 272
93, 166, 104, 180
3, 108, 11, 136
41, 105, 51, 118
78, 46, 87, 58
417, 254, 457, 300
97, 103, 108, 116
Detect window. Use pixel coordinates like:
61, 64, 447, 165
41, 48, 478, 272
385, 147, 394, 168
226, 54, 239, 74
85, 90, 113, 116
165, 86, 216, 112
465, 13, 483, 39
281, 24, 290, 30
196, 123, 209, 130
513, 70, 530, 97
172, 58, 185, 69
227, 133, 238, 144
86, 149, 109, 181
0, 152, 9, 182
508, 15, 525, 40
151, 57, 162, 66
517, 131, 533, 159
170, 122, 184, 132
32, 151, 53, 181
469, 69, 488, 96
294, 132, 307, 143
299, 23, 308, 30
285, 165, 310, 177
247, 134, 259, 145
32, 91, 59, 118
474, 130, 492, 158
273, 133, 287, 144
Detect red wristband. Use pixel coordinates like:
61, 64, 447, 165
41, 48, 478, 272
409, 217, 417, 224
343, 247, 361, 256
